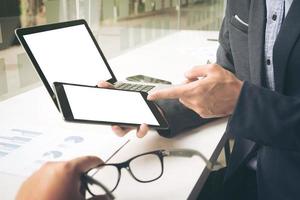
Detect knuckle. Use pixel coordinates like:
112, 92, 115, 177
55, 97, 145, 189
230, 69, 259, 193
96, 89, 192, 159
192, 65, 200, 70
197, 107, 204, 114
201, 114, 210, 118
207, 64, 220, 72
43, 161, 53, 167
179, 98, 190, 109
179, 98, 185, 105
44, 162, 70, 177
60, 161, 74, 173
206, 64, 215, 71
196, 108, 208, 118
197, 109, 208, 118
196, 110, 204, 117
42, 161, 55, 171
84, 155, 96, 162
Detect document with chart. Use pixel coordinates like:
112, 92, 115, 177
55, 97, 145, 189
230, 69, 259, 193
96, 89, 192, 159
0, 126, 127, 177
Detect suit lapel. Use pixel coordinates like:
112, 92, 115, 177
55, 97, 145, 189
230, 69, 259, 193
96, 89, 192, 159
273, 0, 300, 93
248, 0, 266, 86
225, 0, 265, 180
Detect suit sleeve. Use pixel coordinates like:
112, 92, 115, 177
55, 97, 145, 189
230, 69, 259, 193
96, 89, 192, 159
155, 100, 213, 138
227, 81, 300, 151
155, 1, 233, 139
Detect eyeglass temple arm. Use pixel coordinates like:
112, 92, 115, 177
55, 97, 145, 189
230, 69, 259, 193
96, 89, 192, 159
164, 149, 222, 170
82, 174, 115, 200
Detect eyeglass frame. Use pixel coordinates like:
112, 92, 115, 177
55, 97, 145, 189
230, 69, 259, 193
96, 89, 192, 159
82, 148, 221, 198
81, 173, 115, 200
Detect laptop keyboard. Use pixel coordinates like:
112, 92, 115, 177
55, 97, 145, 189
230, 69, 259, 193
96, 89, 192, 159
114, 82, 155, 92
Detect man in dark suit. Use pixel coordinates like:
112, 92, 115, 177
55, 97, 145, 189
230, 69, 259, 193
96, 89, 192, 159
112, 0, 300, 199
146, 0, 300, 199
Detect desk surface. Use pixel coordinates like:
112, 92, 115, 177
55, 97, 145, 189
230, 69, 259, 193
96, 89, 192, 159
0, 30, 227, 200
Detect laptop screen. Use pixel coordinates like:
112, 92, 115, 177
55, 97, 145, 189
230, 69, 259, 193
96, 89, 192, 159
23, 24, 113, 88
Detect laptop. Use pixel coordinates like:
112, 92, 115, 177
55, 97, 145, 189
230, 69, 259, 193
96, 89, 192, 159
15, 19, 166, 110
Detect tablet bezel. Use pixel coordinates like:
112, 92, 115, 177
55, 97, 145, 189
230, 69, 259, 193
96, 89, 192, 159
53, 82, 169, 130
15, 19, 117, 110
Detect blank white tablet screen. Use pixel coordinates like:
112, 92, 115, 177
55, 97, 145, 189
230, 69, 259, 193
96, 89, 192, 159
23, 24, 112, 86
63, 85, 159, 126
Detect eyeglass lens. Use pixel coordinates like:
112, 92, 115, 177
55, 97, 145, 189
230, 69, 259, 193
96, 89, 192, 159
86, 152, 163, 195
87, 165, 119, 195
129, 153, 163, 182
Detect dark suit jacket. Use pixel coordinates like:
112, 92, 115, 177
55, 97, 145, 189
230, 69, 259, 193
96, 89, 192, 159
156, 0, 300, 199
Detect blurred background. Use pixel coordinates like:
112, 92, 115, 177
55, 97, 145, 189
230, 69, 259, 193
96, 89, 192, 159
0, 0, 225, 100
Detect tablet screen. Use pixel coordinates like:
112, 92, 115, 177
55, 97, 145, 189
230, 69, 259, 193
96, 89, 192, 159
63, 85, 160, 126
22, 24, 113, 87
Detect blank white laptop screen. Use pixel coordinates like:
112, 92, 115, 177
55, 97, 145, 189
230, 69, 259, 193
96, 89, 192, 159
63, 85, 160, 126
23, 24, 112, 86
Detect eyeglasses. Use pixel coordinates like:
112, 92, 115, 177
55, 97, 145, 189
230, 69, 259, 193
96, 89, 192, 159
81, 173, 115, 200
82, 148, 221, 198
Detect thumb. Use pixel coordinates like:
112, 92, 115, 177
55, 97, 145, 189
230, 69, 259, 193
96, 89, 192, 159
185, 65, 211, 80
70, 156, 103, 172
97, 81, 114, 89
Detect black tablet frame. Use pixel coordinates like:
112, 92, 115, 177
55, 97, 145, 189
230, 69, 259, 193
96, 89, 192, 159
15, 19, 117, 110
53, 82, 169, 130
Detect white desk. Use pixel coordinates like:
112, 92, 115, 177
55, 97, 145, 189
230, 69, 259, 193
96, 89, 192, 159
0, 30, 228, 200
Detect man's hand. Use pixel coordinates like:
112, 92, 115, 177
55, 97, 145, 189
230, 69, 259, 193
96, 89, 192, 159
97, 81, 150, 138
148, 64, 243, 118
16, 156, 102, 200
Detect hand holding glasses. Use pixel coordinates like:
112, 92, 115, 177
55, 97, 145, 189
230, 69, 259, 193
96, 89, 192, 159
81, 148, 222, 199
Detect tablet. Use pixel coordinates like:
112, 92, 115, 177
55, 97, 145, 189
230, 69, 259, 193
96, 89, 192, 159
53, 82, 169, 130
15, 20, 117, 110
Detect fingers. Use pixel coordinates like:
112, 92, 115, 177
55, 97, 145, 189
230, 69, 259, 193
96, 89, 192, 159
183, 78, 198, 84
112, 124, 149, 138
147, 84, 189, 100
97, 81, 114, 89
184, 65, 214, 80
112, 125, 133, 137
70, 156, 103, 172
136, 123, 149, 138
149, 65, 219, 101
